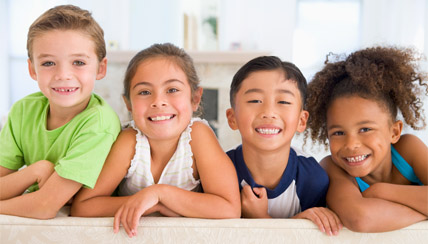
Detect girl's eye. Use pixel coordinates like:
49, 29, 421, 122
248, 100, 262, 103
42, 61, 55, 67
73, 60, 85, 66
138, 90, 151, 95
167, 88, 179, 93
360, 128, 371, 133
278, 101, 291, 105
331, 131, 344, 136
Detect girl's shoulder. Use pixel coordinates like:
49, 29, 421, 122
114, 127, 138, 149
188, 119, 220, 151
393, 134, 427, 167
188, 119, 211, 136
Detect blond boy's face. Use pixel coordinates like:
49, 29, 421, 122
226, 70, 308, 153
28, 30, 106, 115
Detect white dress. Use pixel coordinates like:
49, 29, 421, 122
117, 118, 208, 196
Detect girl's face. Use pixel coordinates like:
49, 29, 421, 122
125, 57, 201, 142
326, 96, 402, 179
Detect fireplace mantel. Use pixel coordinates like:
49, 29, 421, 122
107, 50, 270, 64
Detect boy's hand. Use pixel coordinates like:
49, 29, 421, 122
241, 185, 270, 218
113, 186, 160, 237
293, 207, 342, 236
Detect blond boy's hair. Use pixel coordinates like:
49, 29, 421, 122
27, 5, 106, 61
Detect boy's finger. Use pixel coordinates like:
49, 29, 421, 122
309, 212, 325, 233
257, 187, 267, 199
330, 210, 343, 235
317, 209, 333, 236
242, 185, 255, 198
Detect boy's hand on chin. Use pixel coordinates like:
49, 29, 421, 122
241, 185, 270, 218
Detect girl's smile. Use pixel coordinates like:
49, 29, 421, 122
327, 96, 401, 180
125, 57, 198, 142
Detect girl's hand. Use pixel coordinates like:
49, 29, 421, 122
241, 185, 270, 218
113, 186, 161, 237
292, 207, 343, 236
156, 203, 180, 217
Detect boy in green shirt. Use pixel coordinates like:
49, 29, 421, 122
0, 5, 120, 219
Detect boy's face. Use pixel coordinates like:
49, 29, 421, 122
28, 30, 107, 114
226, 70, 308, 152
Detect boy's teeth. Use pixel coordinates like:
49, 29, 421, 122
256, 128, 280, 134
55, 88, 77, 92
346, 155, 368, 163
151, 115, 173, 121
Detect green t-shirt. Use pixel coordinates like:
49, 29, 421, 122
0, 92, 121, 190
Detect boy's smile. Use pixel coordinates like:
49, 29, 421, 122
227, 69, 308, 153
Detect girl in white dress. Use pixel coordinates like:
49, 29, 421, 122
71, 43, 240, 237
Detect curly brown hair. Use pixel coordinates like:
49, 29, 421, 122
306, 46, 428, 146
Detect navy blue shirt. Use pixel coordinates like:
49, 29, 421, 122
227, 145, 329, 218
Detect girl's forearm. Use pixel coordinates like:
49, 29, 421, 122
71, 196, 131, 217
363, 183, 428, 216
333, 195, 426, 232
155, 184, 240, 218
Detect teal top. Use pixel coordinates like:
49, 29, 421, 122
356, 145, 423, 192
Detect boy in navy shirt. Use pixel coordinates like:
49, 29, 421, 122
226, 56, 342, 235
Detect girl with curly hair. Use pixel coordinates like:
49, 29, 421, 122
306, 46, 428, 232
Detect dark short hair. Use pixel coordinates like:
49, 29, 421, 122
229, 56, 307, 109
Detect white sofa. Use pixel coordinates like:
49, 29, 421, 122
1, 207, 427, 244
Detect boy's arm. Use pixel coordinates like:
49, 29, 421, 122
0, 161, 54, 200
322, 157, 426, 232
363, 134, 428, 215
0, 166, 15, 177
0, 171, 81, 219
71, 129, 136, 217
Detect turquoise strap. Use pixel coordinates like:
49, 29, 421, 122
356, 177, 370, 192
356, 145, 423, 192
391, 145, 423, 185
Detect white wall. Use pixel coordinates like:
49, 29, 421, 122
0, 0, 9, 122
2, 0, 428, 149
218, 0, 296, 60
361, 0, 426, 50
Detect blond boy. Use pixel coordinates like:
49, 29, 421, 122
0, 5, 120, 219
